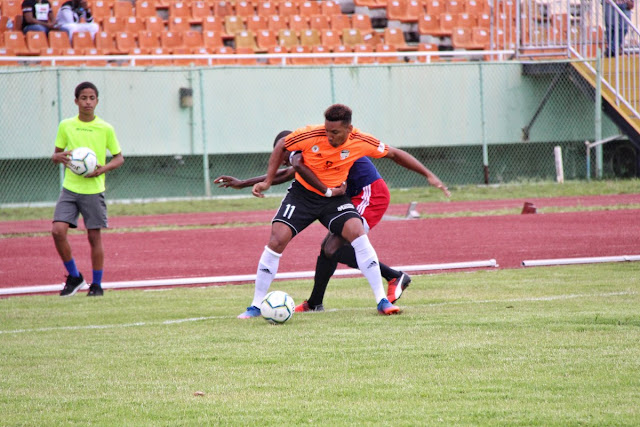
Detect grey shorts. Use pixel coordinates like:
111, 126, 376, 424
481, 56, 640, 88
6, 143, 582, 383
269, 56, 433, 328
53, 188, 108, 229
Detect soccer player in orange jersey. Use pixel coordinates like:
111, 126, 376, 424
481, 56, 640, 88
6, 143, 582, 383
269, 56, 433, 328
238, 104, 450, 318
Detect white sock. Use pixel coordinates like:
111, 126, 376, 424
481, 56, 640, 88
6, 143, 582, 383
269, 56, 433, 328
351, 235, 386, 303
251, 246, 281, 307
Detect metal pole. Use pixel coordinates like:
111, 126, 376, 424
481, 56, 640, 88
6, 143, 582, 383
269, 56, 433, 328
56, 69, 64, 189
595, 49, 603, 179
199, 69, 211, 197
479, 63, 489, 184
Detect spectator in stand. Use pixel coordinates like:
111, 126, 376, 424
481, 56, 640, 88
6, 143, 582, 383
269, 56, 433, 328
22, 0, 56, 34
604, 0, 635, 56
55, 0, 99, 41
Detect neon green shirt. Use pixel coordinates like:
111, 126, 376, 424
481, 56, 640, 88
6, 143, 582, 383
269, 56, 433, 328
55, 115, 121, 194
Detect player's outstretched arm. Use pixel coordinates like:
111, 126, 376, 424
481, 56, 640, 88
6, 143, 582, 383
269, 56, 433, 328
384, 146, 451, 197
214, 168, 295, 189
290, 152, 346, 197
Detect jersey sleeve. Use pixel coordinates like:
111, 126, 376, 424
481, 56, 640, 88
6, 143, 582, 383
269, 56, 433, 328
283, 125, 324, 152
356, 130, 389, 159
105, 125, 122, 156
54, 120, 69, 150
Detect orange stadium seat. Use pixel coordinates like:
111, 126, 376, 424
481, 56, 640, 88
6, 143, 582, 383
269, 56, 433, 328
418, 13, 438, 36
26, 31, 48, 54
288, 14, 308, 36
91, 0, 113, 22
103, 16, 125, 33
224, 15, 245, 37
235, 46, 258, 65
278, 28, 298, 49
309, 14, 330, 31
267, 44, 288, 65
289, 44, 312, 65
445, 0, 464, 14
375, 43, 400, 63
457, 12, 475, 29
71, 31, 95, 53
202, 15, 224, 33
321, 0, 341, 16
138, 30, 161, 50
212, 45, 236, 65
235, 0, 255, 18
190, 1, 210, 24
202, 30, 224, 50
247, 15, 268, 32
169, 1, 190, 18
330, 13, 350, 32
351, 14, 374, 36
124, 16, 145, 33
383, 27, 416, 50
416, 41, 440, 61
113, 0, 133, 18
257, 1, 277, 16
299, 28, 320, 47
49, 30, 72, 51
135, 0, 157, 19
235, 29, 261, 52
278, 1, 299, 18
342, 28, 364, 47
95, 31, 118, 54
332, 44, 353, 64
267, 14, 287, 32
312, 44, 332, 64
353, 43, 374, 64
299, 1, 320, 17
168, 16, 190, 32
213, 0, 233, 17
2, 0, 22, 17
115, 31, 139, 53
182, 29, 203, 50
256, 29, 278, 50
320, 28, 341, 50
145, 15, 165, 32
161, 30, 185, 53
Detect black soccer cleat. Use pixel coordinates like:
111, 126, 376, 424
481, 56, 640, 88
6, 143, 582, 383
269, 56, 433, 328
60, 274, 86, 297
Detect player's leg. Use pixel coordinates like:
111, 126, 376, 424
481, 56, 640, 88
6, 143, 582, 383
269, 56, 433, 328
296, 232, 343, 312
340, 218, 399, 315
52, 190, 86, 296
81, 192, 108, 297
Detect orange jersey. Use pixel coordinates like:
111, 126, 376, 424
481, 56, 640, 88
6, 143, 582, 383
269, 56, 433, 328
284, 125, 389, 195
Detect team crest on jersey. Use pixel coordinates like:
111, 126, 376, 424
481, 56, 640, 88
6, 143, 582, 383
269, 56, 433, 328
340, 150, 350, 160
312, 145, 319, 153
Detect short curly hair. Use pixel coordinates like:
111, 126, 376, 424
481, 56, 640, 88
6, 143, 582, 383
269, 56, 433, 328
75, 81, 99, 99
324, 104, 352, 125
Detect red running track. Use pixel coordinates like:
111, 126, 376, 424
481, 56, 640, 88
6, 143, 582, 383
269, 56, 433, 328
1, 206, 638, 291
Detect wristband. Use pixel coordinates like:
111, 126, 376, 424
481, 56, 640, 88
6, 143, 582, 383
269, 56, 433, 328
325, 188, 332, 197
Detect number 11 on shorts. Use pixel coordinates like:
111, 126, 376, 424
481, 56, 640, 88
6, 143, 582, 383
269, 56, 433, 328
283, 204, 295, 219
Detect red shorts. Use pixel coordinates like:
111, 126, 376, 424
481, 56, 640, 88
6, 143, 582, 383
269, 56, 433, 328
351, 178, 390, 231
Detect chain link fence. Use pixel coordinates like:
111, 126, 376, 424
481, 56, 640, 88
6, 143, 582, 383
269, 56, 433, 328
0, 59, 633, 206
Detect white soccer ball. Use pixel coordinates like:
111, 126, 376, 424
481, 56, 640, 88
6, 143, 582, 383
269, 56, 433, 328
68, 147, 97, 176
260, 291, 295, 325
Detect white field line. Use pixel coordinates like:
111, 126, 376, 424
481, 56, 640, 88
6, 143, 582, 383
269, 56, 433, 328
0, 260, 497, 296
0, 291, 634, 335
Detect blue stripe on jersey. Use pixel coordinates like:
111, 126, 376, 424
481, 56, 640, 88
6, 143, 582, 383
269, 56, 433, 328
346, 157, 382, 198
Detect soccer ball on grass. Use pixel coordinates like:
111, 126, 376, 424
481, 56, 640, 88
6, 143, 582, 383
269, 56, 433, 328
260, 291, 295, 324
68, 147, 97, 176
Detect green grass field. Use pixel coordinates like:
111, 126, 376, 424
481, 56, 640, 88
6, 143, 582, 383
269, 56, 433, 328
2, 264, 639, 426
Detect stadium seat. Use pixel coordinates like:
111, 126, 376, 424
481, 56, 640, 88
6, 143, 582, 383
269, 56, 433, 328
332, 44, 353, 64
83, 47, 108, 66
416, 41, 440, 61
342, 28, 364, 47
190, 1, 210, 24
247, 15, 268, 32
375, 43, 401, 63
299, 28, 321, 47
135, 0, 157, 19
91, 0, 113, 22
0, 47, 19, 65
103, 16, 125, 33
351, 14, 374, 36
224, 15, 245, 37
1, 0, 22, 18
311, 44, 332, 64
49, 31, 72, 51
435, 12, 456, 36
26, 31, 48, 55
182, 29, 203, 50
145, 16, 165, 32
256, 29, 278, 51
320, 0, 342, 16
235, 0, 255, 18
279, 1, 299, 18
289, 44, 312, 65
267, 14, 287, 32
352, 44, 374, 64
309, 14, 330, 31
235, 46, 258, 65
113, 1, 133, 18
235, 29, 261, 52
471, 27, 489, 49
257, 1, 277, 16
267, 44, 288, 65
95, 31, 119, 54
288, 14, 308, 36
320, 29, 341, 50
169, 1, 190, 19
213, 0, 233, 17
457, 12, 475, 29
202, 30, 224, 51
383, 27, 416, 50
160, 30, 185, 53
115, 31, 138, 53
278, 28, 298, 49
445, 0, 464, 14
168, 16, 190, 32
202, 15, 225, 34
124, 16, 145, 33
477, 12, 490, 29
212, 45, 236, 65
329, 13, 350, 32
299, 1, 320, 17
71, 31, 94, 52
423, 0, 444, 15
138, 30, 161, 51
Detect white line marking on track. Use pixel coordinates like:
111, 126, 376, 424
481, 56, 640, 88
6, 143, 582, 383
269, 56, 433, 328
0, 291, 635, 335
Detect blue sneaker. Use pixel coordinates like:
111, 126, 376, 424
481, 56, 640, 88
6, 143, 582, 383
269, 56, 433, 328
237, 306, 261, 319
377, 298, 401, 315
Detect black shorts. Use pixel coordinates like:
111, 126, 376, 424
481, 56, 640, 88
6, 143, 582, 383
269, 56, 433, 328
273, 181, 362, 237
